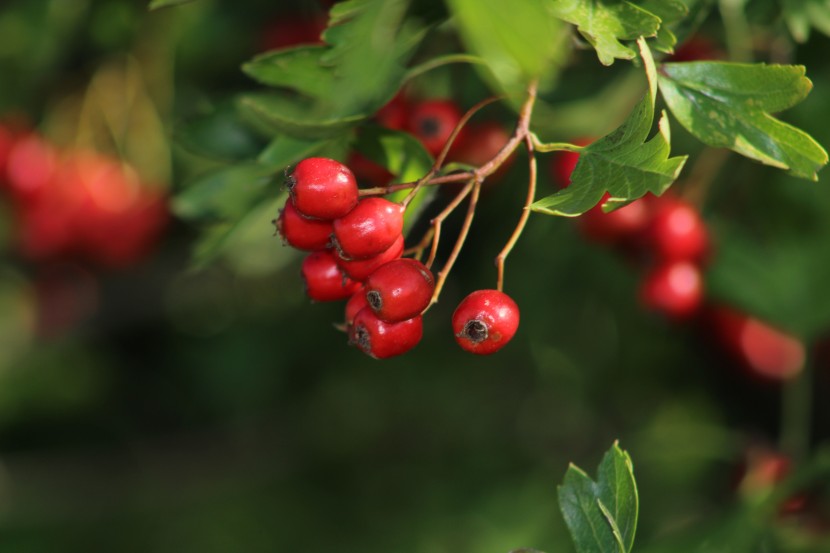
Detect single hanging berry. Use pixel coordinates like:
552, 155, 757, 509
452, 290, 520, 355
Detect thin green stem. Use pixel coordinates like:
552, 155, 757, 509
404, 54, 485, 81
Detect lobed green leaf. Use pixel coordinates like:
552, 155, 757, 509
549, 0, 661, 66
242, 46, 336, 100
558, 442, 639, 553
658, 61, 829, 180
532, 39, 687, 216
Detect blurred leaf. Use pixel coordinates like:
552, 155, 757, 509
446, 0, 564, 96
238, 92, 364, 139
635, 0, 688, 53
173, 162, 277, 222
781, 0, 830, 42
707, 223, 830, 340
242, 46, 336, 100
549, 0, 661, 66
532, 40, 687, 216
148, 0, 196, 9
558, 442, 639, 553
176, 101, 264, 162
658, 62, 829, 180
321, 0, 426, 113
257, 135, 331, 168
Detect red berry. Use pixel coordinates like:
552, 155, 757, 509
259, 14, 326, 51
345, 287, 368, 326
448, 121, 513, 183
375, 93, 409, 131
648, 196, 709, 262
349, 307, 423, 359
286, 157, 358, 220
639, 260, 703, 319
301, 250, 361, 302
276, 197, 333, 251
708, 306, 805, 381
579, 193, 652, 244
452, 290, 520, 355
5, 134, 57, 204
332, 197, 404, 260
337, 233, 404, 281
364, 258, 434, 322
347, 151, 394, 188
668, 35, 723, 62
406, 99, 462, 156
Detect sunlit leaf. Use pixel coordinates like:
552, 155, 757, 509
549, 0, 661, 65
532, 40, 686, 216
658, 61, 828, 180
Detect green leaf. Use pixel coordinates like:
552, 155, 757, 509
172, 162, 277, 223
558, 442, 639, 553
242, 46, 336, 100
176, 101, 264, 162
446, 0, 565, 95
257, 135, 331, 169
532, 39, 687, 216
549, 0, 661, 66
782, 0, 830, 43
238, 92, 365, 140
658, 61, 829, 180
148, 0, 196, 9
634, 0, 688, 53
320, 0, 425, 113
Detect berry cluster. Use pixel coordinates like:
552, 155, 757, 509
0, 124, 168, 268
276, 157, 520, 359
552, 144, 805, 381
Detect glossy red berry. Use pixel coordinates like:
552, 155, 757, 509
364, 258, 434, 322
332, 197, 404, 260
648, 196, 709, 262
301, 250, 361, 302
286, 157, 358, 220
452, 290, 520, 355
407, 99, 462, 156
276, 197, 333, 251
639, 260, 703, 319
349, 308, 423, 359
345, 287, 368, 326
337, 233, 404, 281
579, 193, 652, 244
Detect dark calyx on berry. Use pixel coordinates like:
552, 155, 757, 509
460, 319, 488, 343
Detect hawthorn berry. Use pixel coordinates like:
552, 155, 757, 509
708, 306, 805, 381
452, 290, 520, 355
301, 250, 361, 302
345, 287, 368, 326
337, 233, 404, 281
375, 93, 409, 131
639, 260, 703, 319
449, 121, 513, 179
332, 197, 404, 260
407, 99, 463, 157
286, 157, 358, 220
579, 193, 652, 245
364, 258, 434, 322
349, 307, 423, 359
648, 196, 709, 262
276, 197, 334, 251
